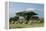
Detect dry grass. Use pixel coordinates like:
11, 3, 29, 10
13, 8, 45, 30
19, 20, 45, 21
9, 22, 44, 29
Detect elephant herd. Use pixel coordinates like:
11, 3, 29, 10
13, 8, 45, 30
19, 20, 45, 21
9, 16, 43, 24
9, 16, 29, 24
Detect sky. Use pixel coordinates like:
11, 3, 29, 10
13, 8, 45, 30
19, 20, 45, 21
9, 2, 44, 18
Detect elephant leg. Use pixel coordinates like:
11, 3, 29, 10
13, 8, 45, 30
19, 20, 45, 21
9, 20, 12, 24
19, 20, 23, 24
25, 21, 28, 24
13, 21, 15, 24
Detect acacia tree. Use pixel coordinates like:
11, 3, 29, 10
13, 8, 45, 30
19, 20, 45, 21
16, 11, 37, 24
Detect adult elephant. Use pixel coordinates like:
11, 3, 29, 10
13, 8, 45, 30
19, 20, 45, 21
9, 16, 19, 24
19, 16, 25, 24
9, 17, 13, 24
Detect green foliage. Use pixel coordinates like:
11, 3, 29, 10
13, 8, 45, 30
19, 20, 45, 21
9, 17, 13, 22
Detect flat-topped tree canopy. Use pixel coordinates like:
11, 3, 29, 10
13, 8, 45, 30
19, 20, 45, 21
16, 8, 38, 21
16, 8, 37, 16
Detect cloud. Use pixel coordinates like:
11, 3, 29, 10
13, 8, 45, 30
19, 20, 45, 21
16, 8, 37, 13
